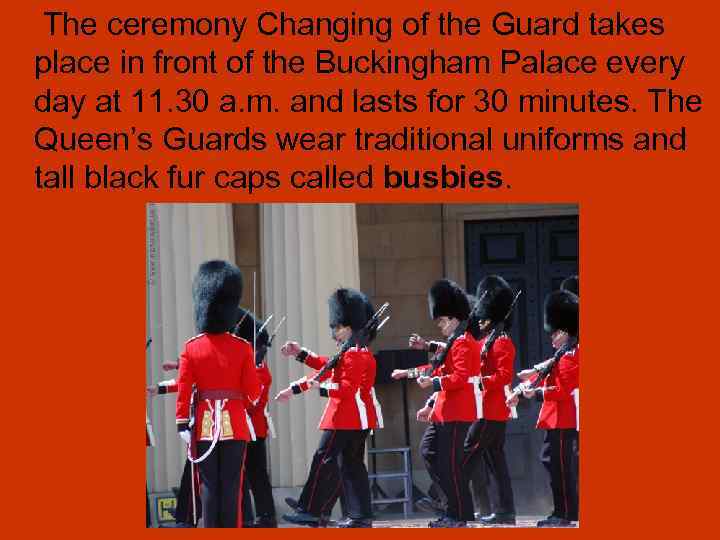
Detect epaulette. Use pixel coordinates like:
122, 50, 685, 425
185, 333, 206, 344
228, 333, 251, 345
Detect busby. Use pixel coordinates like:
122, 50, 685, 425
428, 279, 470, 320
474, 275, 515, 330
192, 260, 243, 333
328, 288, 375, 334
560, 275, 579, 296
544, 290, 579, 337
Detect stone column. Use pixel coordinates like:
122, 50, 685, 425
261, 204, 360, 487
146, 203, 235, 493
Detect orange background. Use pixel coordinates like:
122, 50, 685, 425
3, 0, 718, 534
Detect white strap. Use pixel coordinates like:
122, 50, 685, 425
572, 388, 580, 431
187, 399, 223, 464
264, 404, 276, 439
504, 385, 518, 419
355, 390, 369, 430
246, 411, 256, 441
320, 381, 339, 390
371, 387, 384, 429
146, 413, 156, 447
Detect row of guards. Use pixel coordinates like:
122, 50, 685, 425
146, 260, 579, 528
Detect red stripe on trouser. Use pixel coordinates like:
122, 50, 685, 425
560, 431, 568, 519
237, 445, 248, 527
451, 424, 463, 518
321, 478, 343, 514
308, 431, 337, 513
462, 421, 488, 467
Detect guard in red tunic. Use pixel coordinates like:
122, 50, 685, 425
175, 260, 262, 528
276, 288, 380, 528
232, 308, 278, 528
413, 279, 481, 528
463, 276, 518, 525
511, 290, 579, 527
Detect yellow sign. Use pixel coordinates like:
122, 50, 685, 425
156, 496, 177, 523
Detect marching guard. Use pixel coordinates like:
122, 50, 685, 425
509, 289, 579, 527
462, 276, 518, 525
411, 279, 481, 527
175, 260, 262, 528
276, 288, 382, 528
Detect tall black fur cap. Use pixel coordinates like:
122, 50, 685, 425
544, 290, 579, 336
560, 275, 579, 296
232, 308, 269, 349
328, 288, 375, 334
192, 260, 243, 333
428, 279, 470, 320
475, 275, 515, 330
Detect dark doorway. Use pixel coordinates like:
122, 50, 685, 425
465, 216, 578, 514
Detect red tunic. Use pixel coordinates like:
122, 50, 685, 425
537, 346, 580, 430
293, 347, 381, 430
245, 362, 273, 439
427, 333, 482, 423
175, 333, 261, 441
478, 335, 515, 421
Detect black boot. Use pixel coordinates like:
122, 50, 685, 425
337, 517, 373, 528
537, 516, 575, 528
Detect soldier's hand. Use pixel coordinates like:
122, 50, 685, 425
506, 394, 520, 407
409, 334, 427, 350
307, 378, 320, 389
391, 369, 408, 380
522, 386, 538, 399
162, 360, 179, 372
281, 341, 301, 357
146, 385, 158, 397
517, 369, 536, 380
416, 406, 432, 423
179, 430, 191, 445
417, 376, 433, 389
274, 388, 293, 402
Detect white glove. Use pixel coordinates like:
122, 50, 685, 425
179, 430, 191, 445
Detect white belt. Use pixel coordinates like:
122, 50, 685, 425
320, 381, 339, 391
468, 376, 484, 419
146, 413, 156, 447
504, 385, 518, 419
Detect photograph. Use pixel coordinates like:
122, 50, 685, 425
145, 202, 579, 528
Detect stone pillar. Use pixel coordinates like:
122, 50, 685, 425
261, 204, 360, 487
146, 203, 235, 493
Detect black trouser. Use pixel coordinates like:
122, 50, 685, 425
470, 457, 492, 516
241, 437, 277, 522
298, 429, 371, 519
541, 429, 579, 521
420, 422, 473, 522
175, 458, 201, 525
196, 440, 247, 528
146, 486, 151, 527
463, 419, 516, 515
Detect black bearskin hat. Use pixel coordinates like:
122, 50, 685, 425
475, 275, 515, 330
544, 290, 579, 337
192, 260, 243, 333
560, 275, 579, 296
328, 288, 374, 334
428, 279, 470, 320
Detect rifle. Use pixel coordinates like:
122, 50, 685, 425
423, 291, 488, 376
254, 314, 286, 366
311, 302, 390, 383
505, 335, 578, 405
480, 290, 522, 359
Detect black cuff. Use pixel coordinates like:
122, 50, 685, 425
296, 349, 309, 364
318, 388, 329, 398
427, 399, 436, 408
158, 385, 168, 395
432, 377, 442, 392
428, 342, 439, 353
291, 384, 302, 395
177, 423, 189, 433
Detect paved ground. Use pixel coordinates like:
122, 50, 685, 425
279, 514, 577, 528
